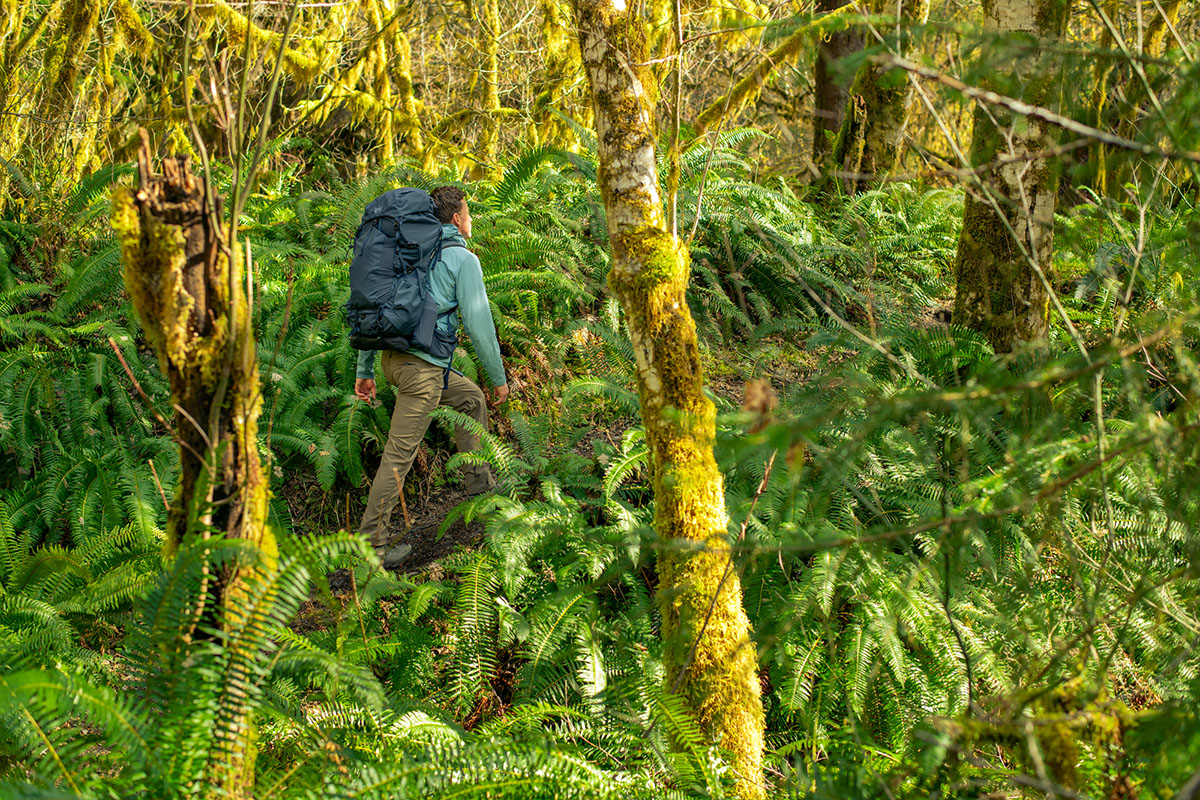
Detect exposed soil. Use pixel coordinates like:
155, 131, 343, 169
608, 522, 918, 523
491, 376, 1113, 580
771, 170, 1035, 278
383, 488, 488, 574
570, 415, 638, 459
324, 487, 487, 595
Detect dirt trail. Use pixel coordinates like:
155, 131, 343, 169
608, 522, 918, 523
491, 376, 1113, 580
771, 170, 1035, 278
384, 489, 487, 574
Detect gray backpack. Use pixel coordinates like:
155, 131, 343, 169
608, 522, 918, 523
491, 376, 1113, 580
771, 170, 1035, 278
344, 188, 461, 357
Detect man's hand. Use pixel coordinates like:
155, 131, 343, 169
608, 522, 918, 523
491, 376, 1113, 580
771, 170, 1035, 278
355, 378, 377, 402
488, 383, 509, 406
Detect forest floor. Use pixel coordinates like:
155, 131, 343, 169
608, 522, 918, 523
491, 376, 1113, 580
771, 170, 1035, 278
383, 489, 486, 575
322, 489, 485, 597
305, 339, 825, 589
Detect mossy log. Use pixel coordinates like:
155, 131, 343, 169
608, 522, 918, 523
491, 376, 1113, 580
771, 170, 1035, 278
570, 1, 765, 797
953, 0, 1070, 353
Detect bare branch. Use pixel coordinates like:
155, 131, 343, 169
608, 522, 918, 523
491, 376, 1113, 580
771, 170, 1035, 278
876, 53, 1200, 163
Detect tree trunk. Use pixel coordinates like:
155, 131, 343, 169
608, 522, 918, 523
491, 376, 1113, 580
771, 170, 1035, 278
811, 0, 864, 161
471, 0, 502, 179
827, 0, 929, 194
38, 0, 100, 123
568, 1, 765, 797
367, 0, 396, 163
390, 25, 424, 158
953, 0, 1070, 353
0, 0, 43, 204
533, 0, 583, 147
111, 135, 275, 798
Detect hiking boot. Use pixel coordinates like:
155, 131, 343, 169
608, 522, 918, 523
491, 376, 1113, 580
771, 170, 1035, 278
374, 543, 412, 570
462, 465, 495, 498
465, 482, 494, 498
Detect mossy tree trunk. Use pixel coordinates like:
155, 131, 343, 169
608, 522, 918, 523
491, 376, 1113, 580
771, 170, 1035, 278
111, 136, 275, 797
533, 0, 582, 147
953, 0, 1070, 353
391, 26, 424, 158
569, 0, 766, 797
470, 0, 502, 179
827, 0, 929, 194
366, 0, 397, 163
38, 0, 100, 125
811, 0, 864, 161
0, 0, 43, 203
364, 0, 422, 161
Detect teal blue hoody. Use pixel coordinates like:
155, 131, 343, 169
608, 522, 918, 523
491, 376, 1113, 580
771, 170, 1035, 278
355, 225, 507, 387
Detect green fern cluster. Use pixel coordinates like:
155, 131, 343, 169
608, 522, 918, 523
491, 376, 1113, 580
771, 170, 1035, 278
0, 164, 174, 551
4, 139, 1200, 799
717, 297, 1200, 792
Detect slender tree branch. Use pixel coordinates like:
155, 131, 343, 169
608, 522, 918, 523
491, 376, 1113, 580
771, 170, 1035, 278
876, 53, 1200, 163
695, 3, 858, 133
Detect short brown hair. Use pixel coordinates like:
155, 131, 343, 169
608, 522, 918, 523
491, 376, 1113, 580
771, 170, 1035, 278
430, 186, 467, 223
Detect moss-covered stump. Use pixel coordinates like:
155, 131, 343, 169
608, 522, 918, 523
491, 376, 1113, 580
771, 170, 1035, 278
953, 0, 1071, 353
112, 133, 274, 799
111, 134, 275, 560
570, 1, 766, 797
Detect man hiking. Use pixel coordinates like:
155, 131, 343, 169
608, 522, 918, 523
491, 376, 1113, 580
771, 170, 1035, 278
354, 186, 509, 568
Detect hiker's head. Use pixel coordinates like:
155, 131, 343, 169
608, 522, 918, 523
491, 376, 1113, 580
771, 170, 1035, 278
431, 186, 471, 239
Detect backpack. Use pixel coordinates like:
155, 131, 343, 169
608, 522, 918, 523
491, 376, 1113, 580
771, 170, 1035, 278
344, 188, 461, 357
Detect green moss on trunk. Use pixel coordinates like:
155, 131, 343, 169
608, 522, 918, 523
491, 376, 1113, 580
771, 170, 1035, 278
826, 0, 929, 194
570, 1, 766, 796
471, 0, 503, 179
112, 137, 274, 798
953, 0, 1070, 353
812, 0, 865, 161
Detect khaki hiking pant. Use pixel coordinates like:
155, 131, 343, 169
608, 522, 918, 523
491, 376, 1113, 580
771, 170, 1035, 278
359, 351, 494, 547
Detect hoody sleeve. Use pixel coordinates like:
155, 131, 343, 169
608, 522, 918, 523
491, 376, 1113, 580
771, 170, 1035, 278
455, 251, 507, 387
355, 349, 376, 381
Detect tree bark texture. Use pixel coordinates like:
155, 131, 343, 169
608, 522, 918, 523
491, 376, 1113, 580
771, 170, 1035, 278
111, 139, 275, 795
953, 0, 1070, 353
471, 0, 502, 178
811, 0, 864, 161
569, 1, 765, 796
111, 140, 275, 559
828, 0, 929, 194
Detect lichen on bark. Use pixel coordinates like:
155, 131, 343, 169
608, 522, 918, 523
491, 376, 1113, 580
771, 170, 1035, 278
953, 0, 1070, 353
826, 0, 929, 194
570, 0, 766, 796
